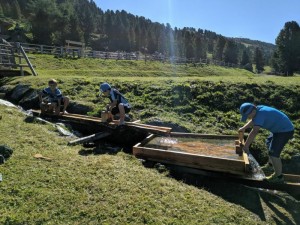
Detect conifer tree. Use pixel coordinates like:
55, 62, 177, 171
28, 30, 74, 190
213, 36, 226, 61
254, 47, 265, 73
223, 40, 238, 64
273, 21, 300, 75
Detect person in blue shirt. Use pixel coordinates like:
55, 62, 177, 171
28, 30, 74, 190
100, 82, 131, 125
238, 103, 294, 183
39, 79, 69, 115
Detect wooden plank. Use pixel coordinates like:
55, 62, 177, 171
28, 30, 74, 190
108, 119, 171, 131
125, 123, 171, 133
0, 53, 35, 59
171, 132, 237, 139
125, 124, 170, 135
0, 63, 32, 67
243, 152, 250, 172
133, 146, 246, 175
134, 134, 155, 147
68, 132, 111, 146
283, 174, 300, 183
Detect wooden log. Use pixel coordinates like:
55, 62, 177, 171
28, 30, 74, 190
68, 132, 111, 146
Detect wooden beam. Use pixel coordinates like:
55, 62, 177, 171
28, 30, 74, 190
171, 132, 237, 139
0, 63, 33, 67
68, 132, 111, 146
133, 146, 246, 175
18, 44, 38, 76
0, 52, 35, 59
243, 152, 250, 172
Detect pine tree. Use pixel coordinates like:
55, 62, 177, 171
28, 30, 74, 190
213, 36, 226, 61
0, 4, 3, 17
223, 40, 238, 64
254, 47, 265, 73
241, 49, 253, 72
11, 0, 22, 19
273, 21, 300, 75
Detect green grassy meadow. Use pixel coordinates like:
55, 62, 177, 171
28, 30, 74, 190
1, 55, 300, 224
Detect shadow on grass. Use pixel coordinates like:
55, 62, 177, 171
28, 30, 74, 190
168, 170, 300, 224
78, 142, 126, 156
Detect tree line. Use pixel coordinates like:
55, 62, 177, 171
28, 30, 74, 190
1, 0, 299, 74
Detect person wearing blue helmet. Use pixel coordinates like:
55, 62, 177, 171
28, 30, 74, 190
100, 82, 131, 125
238, 102, 294, 183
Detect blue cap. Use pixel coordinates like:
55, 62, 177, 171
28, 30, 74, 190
240, 103, 255, 122
100, 83, 111, 92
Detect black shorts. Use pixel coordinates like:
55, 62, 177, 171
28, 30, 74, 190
265, 130, 294, 157
111, 106, 131, 115
49, 98, 64, 105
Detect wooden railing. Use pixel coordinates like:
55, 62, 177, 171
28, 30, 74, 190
8, 42, 240, 68
0, 42, 37, 76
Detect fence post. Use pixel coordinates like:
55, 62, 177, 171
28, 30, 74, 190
18, 43, 38, 76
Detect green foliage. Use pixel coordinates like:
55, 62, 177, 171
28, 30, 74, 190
2, 105, 279, 224
0, 0, 275, 66
254, 47, 265, 73
272, 21, 300, 75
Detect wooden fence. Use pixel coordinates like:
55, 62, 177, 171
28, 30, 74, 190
0, 41, 37, 76
8, 42, 240, 68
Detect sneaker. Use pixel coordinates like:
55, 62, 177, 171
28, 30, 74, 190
264, 173, 284, 183
261, 163, 274, 176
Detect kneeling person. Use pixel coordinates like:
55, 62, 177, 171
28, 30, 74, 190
100, 82, 131, 125
39, 79, 69, 115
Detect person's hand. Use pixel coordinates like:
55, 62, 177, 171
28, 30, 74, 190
238, 127, 245, 133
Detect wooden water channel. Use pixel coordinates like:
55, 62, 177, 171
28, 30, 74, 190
31, 110, 300, 198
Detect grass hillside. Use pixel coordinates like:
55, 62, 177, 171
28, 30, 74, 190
1, 55, 300, 224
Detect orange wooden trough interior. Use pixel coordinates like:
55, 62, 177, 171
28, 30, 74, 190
133, 133, 250, 176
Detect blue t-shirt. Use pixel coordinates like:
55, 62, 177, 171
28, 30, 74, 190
252, 105, 294, 133
108, 89, 131, 108
42, 87, 63, 102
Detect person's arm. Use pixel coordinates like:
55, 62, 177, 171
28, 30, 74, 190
238, 120, 253, 132
243, 125, 260, 154
107, 100, 117, 111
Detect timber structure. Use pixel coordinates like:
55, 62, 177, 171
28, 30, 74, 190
30, 110, 300, 198
0, 41, 37, 76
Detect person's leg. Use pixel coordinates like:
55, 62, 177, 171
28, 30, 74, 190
40, 103, 46, 114
262, 133, 274, 174
270, 156, 282, 176
62, 96, 69, 114
265, 131, 294, 182
53, 102, 60, 115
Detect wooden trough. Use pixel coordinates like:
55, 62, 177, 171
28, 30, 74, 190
133, 133, 250, 176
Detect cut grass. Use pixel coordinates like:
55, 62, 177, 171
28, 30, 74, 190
1, 105, 299, 224
1, 55, 300, 223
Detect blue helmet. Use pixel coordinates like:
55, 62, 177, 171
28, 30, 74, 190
240, 103, 255, 122
100, 83, 111, 92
